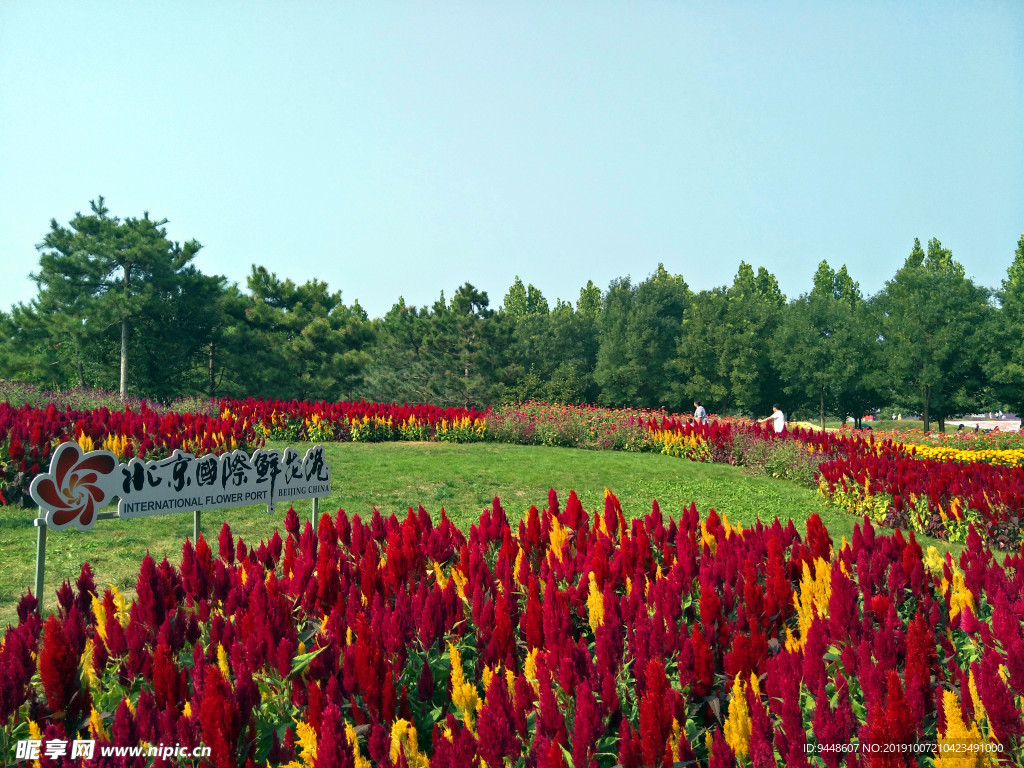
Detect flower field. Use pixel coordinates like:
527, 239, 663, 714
3, 490, 1024, 766
2, 395, 1024, 549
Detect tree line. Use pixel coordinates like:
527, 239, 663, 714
2, 198, 1022, 431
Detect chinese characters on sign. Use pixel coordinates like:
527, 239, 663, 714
29, 443, 332, 531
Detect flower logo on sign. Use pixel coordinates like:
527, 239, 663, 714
30, 442, 119, 531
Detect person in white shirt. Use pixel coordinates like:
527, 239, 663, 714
693, 400, 708, 424
760, 404, 786, 433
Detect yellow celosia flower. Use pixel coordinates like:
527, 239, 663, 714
432, 561, 449, 589
389, 719, 429, 768
183, 701, 191, 718
924, 546, 945, 575
514, 550, 525, 584
217, 643, 230, 678
451, 568, 468, 600
787, 557, 832, 652
670, 718, 682, 762
548, 517, 568, 563
699, 521, 716, 554
481, 664, 495, 696
968, 671, 986, 725
89, 706, 108, 740
587, 572, 604, 632
294, 719, 318, 767
524, 648, 540, 690
935, 689, 986, 768
107, 585, 129, 626
346, 720, 370, 768
723, 674, 751, 759
81, 638, 99, 691
28, 720, 43, 768
948, 564, 975, 621
91, 594, 108, 644
448, 643, 478, 731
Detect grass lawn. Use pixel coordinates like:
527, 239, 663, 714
0, 441, 963, 625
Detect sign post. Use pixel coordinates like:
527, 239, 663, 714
34, 524, 45, 611
29, 442, 332, 613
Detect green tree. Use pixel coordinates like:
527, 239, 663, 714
240, 266, 373, 401
876, 238, 992, 431
360, 284, 509, 407
988, 234, 1024, 418
672, 286, 731, 413
594, 264, 691, 409
504, 295, 600, 404
27, 198, 217, 398
673, 262, 785, 417
502, 276, 549, 318
775, 262, 878, 427
576, 280, 602, 317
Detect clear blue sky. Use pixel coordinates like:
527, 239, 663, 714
1, 2, 1021, 319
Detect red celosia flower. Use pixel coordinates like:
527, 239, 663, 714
691, 627, 715, 697
866, 670, 916, 766
571, 683, 604, 768
812, 679, 854, 768
708, 729, 737, 768
974, 657, 1024, 744
198, 665, 241, 768
39, 614, 83, 724
477, 669, 519, 768
523, 575, 544, 650
639, 658, 673, 768
314, 703, 354, 768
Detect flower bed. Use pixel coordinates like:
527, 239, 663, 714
3, 491, 1023, 766
222, 398, 489, 444
2, 392, 1023, 548
0, 402, 260, 507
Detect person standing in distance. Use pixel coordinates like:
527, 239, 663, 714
693, 400, 708, 425
760, 404, 786, 433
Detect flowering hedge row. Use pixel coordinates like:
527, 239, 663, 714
779, 430, 1024, 550
222, 399, 489, 444
0, 402, 261, 506
2, 395, 1022, 548
3, 491, 1024, 766
903, 444, 1024, 469
868, 426, 1024, 453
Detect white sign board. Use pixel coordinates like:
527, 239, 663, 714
29, 442, 332, 531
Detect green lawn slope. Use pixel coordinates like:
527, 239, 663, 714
0, 441, 962, 625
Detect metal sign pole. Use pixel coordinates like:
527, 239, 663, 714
34, 520, 46, 614
312, 496, 319, 530
194, 510, 201, 543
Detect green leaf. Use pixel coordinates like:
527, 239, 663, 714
289, 644, 328, 678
